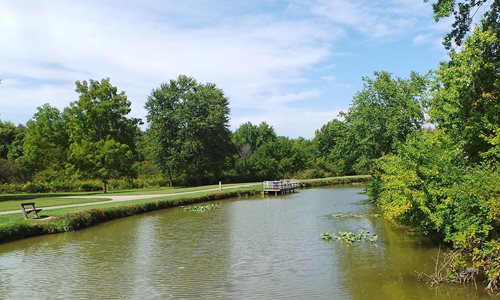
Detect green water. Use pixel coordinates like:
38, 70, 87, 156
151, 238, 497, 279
0, 187, 494, 299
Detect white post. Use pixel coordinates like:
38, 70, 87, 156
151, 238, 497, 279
219, 181, 222, 191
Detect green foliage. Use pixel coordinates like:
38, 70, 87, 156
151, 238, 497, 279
321, 230, 378, 243
19, 104, 68, 178
0, 120, 19, 159
313, 119, 351, 175
145, 75, 233, 185
66, 78, 140, 192
371, 129, 499, 289
183, 202, 221, 212
0, 159, 22, 183
430, 27, 499, 163
424, 0, 498, 49
232, 121, 277, 152
315, 71, 429, 175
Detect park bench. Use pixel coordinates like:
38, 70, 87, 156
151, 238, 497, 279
20, 202, 43, 219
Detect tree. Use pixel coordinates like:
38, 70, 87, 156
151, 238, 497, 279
313, 119, 351, 175
425, 0, 499, 49
430, 26, 499, 162
0, 159, 22, 183
343, 71, 429, 173
19, 104, 68, 178
232, 122, 277, 152
66, 78, 140, 193
145, 75, 233, 185
232, 122, 277, 177
0, 120, 19, 159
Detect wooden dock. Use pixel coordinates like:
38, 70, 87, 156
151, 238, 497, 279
263, 179, 300, 195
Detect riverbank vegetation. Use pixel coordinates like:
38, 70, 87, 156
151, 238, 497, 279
368, 2, 499, 292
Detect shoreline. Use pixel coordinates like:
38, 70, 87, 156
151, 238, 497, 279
0, 175, 371, 244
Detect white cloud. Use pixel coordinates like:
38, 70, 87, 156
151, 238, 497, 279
320, 76, 336, 82
293, 0, 421, 39
0, 0, 339, 133
0, 0, 446, 137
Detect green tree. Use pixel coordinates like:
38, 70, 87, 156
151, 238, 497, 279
372, 130, 499, 290
19, 104, 68, 178
0, 159, 22, 183
344, 71, 429, 173
66, 78, 140, 193
430, 26, 499, 162
232, 122, 277, 152
145, 75, 233, 185
6, 124, 26, 161
424, 0, 499, 48
0, 120, 19, 159
313, 119, 351, 175
232, 122, 278, 178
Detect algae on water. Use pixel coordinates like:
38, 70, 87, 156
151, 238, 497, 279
321, 229, 378, 244
184, 203, 221, 212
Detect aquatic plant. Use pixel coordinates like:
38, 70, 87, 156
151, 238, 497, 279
321, 229, 378, 244
183, 203, 221, 212
329, 212, 381, 218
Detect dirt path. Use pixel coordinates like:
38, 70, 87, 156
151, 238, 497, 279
0, 184, 256, 216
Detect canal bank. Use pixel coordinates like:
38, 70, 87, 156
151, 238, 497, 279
0, 176, 371, 244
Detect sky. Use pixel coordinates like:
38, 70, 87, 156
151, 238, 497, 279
0, 0, 451, 138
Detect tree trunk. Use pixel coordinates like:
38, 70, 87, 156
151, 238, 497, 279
103, 179, 108, 193
167, 170, 173, 187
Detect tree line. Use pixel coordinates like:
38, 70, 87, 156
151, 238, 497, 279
0, 70, 434, 191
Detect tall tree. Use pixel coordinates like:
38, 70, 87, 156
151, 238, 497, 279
145, 75, 233, 185
344, 71, 429, 173
0, 120, 19, 159
20, 104, 68, 178
313, 119, 351, 175
232, 122, 277, 168
66, 78, 140, 192
430, 26, 499, 162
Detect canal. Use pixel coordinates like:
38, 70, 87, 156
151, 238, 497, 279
0, 186, 493, 299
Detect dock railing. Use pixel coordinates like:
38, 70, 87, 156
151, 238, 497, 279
262, 179, 300, 193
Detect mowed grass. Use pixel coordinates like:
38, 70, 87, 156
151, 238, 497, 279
0, 197, 112, 212
0, 182, 261, 214
0, 186, 262, 227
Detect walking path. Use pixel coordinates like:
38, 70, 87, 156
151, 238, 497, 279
0, 184, 256, 216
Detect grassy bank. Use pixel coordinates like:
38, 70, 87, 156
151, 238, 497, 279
0, 187, 261, 244
0, 176, 371, 244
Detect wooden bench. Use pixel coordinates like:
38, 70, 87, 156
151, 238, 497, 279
20, 202, 43, 219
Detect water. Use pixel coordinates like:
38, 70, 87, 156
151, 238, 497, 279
0, 187, 494, 299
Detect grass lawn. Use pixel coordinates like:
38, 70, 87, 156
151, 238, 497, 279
0, 182, 261, 214
0, 186, 261, 227
0, 197, 112, 212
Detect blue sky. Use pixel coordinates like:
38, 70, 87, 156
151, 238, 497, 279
0, 0, 451, 137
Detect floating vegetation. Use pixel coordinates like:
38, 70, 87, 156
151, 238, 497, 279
321, 229, 378, 244
183, 203, 221, 212
329, 212, 381, 218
